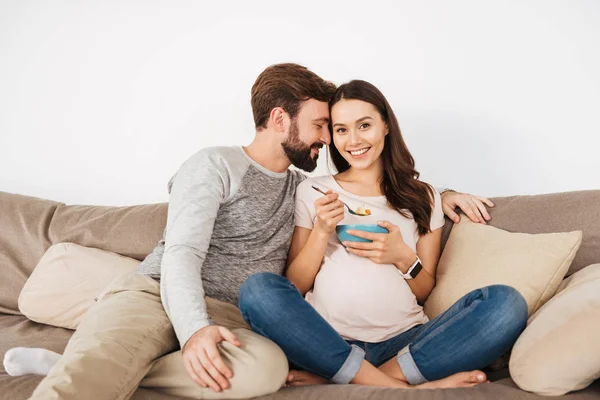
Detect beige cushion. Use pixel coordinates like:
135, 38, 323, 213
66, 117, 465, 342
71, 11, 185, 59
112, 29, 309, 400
424, 218, 582, 319
509, 263, 600, 396
18, 243, 140, 329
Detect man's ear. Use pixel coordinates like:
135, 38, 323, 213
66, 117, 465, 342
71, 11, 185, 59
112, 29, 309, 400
269, 107, 288, 133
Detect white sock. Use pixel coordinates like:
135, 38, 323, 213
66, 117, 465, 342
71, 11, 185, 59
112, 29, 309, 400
3, 347, 62, 376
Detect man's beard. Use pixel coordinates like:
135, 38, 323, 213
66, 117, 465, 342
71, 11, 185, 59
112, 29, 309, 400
281, 120, 321, 172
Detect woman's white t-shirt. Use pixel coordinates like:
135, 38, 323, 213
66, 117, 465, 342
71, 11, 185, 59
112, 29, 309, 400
294, 175, 445, 343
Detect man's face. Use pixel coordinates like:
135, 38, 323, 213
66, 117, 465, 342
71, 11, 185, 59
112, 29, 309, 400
281, 99, 331, 172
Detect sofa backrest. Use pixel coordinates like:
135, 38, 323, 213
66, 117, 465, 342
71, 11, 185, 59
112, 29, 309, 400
0, 191, 166, 315
1, 189, 599, 315
0, 193, 61, 315
440, 190, 600, 278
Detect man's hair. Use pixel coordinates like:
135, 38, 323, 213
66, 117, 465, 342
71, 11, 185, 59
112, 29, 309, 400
251, 63, 336, 130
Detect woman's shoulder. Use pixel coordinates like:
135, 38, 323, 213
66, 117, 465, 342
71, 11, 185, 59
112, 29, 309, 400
419, 181, 445, 230
419, 181, 440, 200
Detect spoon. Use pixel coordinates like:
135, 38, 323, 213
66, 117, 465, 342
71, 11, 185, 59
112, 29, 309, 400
311, 186, 368, 216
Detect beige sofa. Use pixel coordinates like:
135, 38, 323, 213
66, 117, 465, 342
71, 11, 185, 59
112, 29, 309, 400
1, 189, 599, 400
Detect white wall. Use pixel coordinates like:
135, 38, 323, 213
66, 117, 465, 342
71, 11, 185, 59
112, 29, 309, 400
1, 0, 599, 206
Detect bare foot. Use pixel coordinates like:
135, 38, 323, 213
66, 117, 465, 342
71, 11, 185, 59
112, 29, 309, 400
286, 370, 330, 387
418, 370, 488, 389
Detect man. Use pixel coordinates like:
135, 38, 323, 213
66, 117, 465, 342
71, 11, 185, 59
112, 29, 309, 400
6, 63, 493, 399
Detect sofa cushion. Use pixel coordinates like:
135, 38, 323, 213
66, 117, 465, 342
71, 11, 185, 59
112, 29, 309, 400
0, 192, 62, 315
48, 202, 167, 261
425, 218, 582, 319
0, 191, 167, 317
509, 264, 600, 396
18, 243, 140, 330
441, 190, 600, 277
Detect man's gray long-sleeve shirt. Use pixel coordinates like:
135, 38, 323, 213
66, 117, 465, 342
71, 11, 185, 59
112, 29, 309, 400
137, 146, 305, 347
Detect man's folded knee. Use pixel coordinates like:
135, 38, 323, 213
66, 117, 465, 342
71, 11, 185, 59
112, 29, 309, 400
144, 331, 288, 398
231, 332, 288, 396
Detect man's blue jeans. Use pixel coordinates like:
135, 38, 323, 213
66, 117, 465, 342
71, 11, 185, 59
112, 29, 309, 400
239, 272, 527, 385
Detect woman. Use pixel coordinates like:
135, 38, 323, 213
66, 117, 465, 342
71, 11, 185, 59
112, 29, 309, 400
239, 80, 528, 389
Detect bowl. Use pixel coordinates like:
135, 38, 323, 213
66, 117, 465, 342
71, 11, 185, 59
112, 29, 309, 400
335, 224, 389, 243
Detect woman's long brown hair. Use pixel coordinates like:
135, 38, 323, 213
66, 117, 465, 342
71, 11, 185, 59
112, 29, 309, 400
329, 80, 435, 236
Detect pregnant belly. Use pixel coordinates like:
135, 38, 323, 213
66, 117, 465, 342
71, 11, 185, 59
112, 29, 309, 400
309, 259, 423, 332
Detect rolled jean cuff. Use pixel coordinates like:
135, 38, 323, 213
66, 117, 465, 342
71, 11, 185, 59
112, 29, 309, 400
331, 344, 365, 384
397, 345, 428, 385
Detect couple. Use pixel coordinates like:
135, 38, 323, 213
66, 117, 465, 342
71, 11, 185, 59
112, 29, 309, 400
6, 63, 526, 399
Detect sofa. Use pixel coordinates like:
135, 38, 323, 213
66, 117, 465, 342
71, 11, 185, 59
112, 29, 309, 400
1, 189, 599, 400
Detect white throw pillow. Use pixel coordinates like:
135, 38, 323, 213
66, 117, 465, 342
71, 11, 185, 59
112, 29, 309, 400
19, 242, 140, 329
510, 263, 600, 396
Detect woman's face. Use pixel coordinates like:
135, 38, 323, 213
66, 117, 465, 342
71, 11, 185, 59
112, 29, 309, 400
331, 99, 388, 171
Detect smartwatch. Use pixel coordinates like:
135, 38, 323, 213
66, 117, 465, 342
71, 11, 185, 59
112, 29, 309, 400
397, 256, 423, 280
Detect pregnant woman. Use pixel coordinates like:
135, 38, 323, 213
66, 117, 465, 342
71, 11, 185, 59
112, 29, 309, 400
239, 79, 528, 389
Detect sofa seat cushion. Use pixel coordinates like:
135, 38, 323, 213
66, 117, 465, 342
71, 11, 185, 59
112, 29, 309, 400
1, 314, 599, 399
0, 314, 71, 399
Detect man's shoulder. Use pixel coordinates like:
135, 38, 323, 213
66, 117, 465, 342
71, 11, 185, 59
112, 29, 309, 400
167, 146, 249, 193
290, 169, 308, 185
185, 146, 247, 167
179, 146, 251, 179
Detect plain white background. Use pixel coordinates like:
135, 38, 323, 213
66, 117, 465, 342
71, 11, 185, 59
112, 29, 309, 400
1, 0, 599, 206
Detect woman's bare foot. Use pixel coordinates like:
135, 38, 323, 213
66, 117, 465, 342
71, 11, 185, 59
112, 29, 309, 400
287, 361, 486, 390
286, 370, 330, 387
418, 370, 488, 389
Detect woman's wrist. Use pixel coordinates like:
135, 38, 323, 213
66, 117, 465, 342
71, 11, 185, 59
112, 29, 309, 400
313, 224, 334, 238
394, 251, 418, 274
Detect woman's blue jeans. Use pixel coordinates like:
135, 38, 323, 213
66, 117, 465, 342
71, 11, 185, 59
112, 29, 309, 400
239, 272, 527, 385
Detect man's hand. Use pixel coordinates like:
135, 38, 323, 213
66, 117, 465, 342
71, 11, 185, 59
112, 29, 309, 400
182, 325, 241, 392
441, 191, 495, 224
